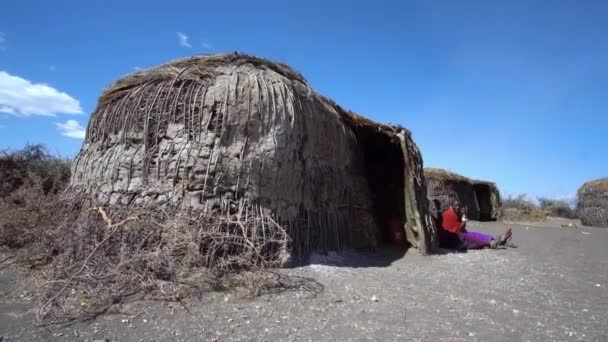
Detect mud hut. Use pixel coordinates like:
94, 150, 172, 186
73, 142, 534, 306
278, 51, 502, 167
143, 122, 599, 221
472, 180, 502, 221
424, 168, 480, 220
69, 54, 436, 256
424, 168, 503, 222
577, 178, 608, 227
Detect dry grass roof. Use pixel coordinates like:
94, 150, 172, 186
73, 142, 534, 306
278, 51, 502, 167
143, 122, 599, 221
424, 168, 471, 182
100, 53, 306, 103
96, 53, 409, 138
578, 177, 608, 193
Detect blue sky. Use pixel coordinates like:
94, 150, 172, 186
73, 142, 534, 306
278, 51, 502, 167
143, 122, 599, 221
0, 0, 607, 199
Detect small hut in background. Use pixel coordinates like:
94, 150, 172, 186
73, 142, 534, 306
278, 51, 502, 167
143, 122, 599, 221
577, 177, 608, 227
424, 168, 502, 222
69, 54, 436, 259
424, 168, 480, 220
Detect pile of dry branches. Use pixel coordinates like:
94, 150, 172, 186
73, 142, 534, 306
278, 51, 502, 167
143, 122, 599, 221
1, 188, 317, 323
34, 201, 295, 322
0, 145, 321, 324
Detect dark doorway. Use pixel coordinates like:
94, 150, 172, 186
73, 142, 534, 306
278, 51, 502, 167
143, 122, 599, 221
474, 183, 493, 221
354, 126, 407, 246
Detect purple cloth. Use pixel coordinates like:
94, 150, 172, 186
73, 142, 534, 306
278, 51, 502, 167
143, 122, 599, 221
459, 231, 494, 249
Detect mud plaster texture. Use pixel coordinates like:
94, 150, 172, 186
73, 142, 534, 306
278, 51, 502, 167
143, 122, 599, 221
69, 54, 435, 255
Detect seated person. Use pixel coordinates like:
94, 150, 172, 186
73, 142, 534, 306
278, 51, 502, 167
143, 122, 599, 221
433, 200, 464, 250
440, 200, 511, 249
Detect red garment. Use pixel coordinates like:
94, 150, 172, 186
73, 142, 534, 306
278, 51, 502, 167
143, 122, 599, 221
442, 208, 463, 234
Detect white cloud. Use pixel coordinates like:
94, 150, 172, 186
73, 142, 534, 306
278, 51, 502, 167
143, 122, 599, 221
56, 119, 86, 139
177, 32, 192, 48
0, 105, 16, 114
0, 71, 82, 116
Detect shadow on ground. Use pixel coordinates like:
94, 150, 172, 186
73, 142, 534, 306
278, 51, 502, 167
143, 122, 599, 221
292, 244, 408, 268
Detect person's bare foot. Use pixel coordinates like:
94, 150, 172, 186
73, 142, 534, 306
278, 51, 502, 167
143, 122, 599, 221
500, 228, 512, 245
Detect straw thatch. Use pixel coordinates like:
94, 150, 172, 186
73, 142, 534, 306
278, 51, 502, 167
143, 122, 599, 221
69, 53, 436, 257
472, 180, 502, 221
424, 168, 502, 221
577, 177, 608, 227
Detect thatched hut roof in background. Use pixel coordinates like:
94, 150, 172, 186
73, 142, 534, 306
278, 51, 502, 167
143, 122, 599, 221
70, 53, 436, 258
577, 177, 608, 227
424, 168, 503, 222
424, 168, 470, 182
424, 168, 480, 220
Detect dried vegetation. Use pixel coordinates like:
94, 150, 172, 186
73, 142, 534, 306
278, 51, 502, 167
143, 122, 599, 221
0, 146, 319, 324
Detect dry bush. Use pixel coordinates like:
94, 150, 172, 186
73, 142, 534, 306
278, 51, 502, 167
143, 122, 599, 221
502, 194, 546, 222
538, 197, 577, 219
0, 146, 320, 324
1, 196, 318, 324
0, 145, 71, 252
0, 144, 70, 198
28, 203, 296, 322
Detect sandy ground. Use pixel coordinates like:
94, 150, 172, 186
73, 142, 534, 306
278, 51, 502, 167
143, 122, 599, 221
1, 221, 607, 342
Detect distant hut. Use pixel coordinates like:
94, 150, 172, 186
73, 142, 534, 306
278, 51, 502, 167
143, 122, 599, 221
577, 178, 608, 227
69, 54, 436, 258
424, 168, 502, 222
472, 180, 502, 221
424, 168, 480, 220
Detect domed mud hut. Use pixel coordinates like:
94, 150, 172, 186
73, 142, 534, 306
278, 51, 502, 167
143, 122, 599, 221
577, 177, 608, 227
69, 54, 436, 260
424, 168, 502, 222
472, 180, 502, 221
424, 168, 480, 220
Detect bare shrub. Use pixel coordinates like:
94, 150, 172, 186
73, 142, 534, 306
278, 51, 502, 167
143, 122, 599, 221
0, 144, 70, 198
27, 202, 301, 323
537, 197, 577, 219
502, 194, 546, 222
0, 145, 318, 324
0, 145, 72, 253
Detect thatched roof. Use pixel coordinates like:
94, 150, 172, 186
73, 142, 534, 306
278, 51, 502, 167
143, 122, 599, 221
577, 177, 608, 227
578, 177, 608, 193
84, 53, 409, 145
424, 168, 470, 182
424, 168, 478, 219
101, 54, 306, 102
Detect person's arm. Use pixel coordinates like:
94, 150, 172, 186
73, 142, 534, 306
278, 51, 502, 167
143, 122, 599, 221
459, 211, 467, 232
459, 220, 467, 232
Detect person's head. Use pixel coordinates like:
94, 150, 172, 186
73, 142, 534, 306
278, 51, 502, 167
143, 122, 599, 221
451, 200, 462, 214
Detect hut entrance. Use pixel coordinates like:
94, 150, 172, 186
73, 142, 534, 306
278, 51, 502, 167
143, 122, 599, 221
474, 184, 492, 221
356, 126, 407, 247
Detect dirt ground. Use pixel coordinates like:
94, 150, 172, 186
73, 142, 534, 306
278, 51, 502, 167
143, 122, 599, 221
1, 221, 607, 341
